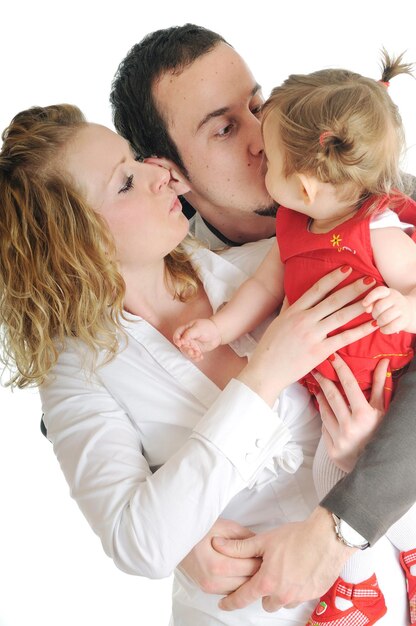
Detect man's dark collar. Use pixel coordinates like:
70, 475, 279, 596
179, 196, 243, 247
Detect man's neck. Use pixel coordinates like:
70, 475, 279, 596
181, 197, 276, 245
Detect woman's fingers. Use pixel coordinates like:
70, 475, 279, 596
296, 271, 375, 321
321, 300, 371, 336
293, 266, 353, 310
325, 319, 377, 354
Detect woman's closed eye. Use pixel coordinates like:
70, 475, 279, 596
119, 174, 134, 194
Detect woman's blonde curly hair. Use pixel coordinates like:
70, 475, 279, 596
262, 50, 414, 203
0, 104, 198, 388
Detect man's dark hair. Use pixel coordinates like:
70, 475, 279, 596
110, 24, 227, 176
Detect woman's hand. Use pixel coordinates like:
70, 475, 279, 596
312, 354, 389, 472
178, 518, 261, 595
238, 267, 378, 407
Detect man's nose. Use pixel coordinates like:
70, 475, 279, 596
247, 116, 264, 157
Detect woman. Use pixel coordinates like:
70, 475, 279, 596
0, 104, 406, 625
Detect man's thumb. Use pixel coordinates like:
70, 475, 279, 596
212, 535, 260, 558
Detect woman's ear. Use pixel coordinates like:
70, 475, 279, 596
144, 157, 191, 195
297, 173, 321, 205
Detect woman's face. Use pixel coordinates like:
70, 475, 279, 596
63, 124, 190, 269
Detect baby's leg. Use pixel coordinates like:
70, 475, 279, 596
386, 503, 416, 554
312, 438, 387, 621
386, 504, 416, 623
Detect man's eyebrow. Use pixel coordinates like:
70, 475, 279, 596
196, 83, 262, 133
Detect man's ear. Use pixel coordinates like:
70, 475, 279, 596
144, 156, 191, 195
297, 173, 320, 205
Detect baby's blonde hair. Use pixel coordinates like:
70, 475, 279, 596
262, 50, 413, 201
0, 104, 198, 388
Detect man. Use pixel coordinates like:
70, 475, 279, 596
110, 24, 416, 611
111, 25, 276, 249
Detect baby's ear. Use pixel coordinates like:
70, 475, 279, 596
296, 172, 321, 205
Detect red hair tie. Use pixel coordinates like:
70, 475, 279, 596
319, 131, 334, 147
379, 80, 390, 88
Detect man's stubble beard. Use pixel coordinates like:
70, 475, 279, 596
254, 202, 280, 218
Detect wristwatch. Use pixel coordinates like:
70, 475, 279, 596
332, 514, 370, 550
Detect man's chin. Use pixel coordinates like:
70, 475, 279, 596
254, 202, 280, 218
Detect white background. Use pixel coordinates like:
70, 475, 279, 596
1, 1, 416, 625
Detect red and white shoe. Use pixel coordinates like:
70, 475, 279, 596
306, 573, 387, 626
400, 548, 416, 624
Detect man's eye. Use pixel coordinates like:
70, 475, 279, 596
217, 124, 234, 138
119, 174, 134, 194
251, 104, 263, 116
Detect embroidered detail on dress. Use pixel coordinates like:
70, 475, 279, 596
330, 234, 357, 255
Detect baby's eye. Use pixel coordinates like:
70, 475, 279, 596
119, 174, 134, 194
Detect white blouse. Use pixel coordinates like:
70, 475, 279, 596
40, 239, 322, 624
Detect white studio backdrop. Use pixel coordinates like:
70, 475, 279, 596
1, 1, 416, 625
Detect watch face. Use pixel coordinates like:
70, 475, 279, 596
339, 519, 368, 548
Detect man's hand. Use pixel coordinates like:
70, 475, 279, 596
178, 518, 261, 595
314, 354, 388, 473
212, 507, 355, 611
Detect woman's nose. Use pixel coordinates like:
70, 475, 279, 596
144, 160, 171, 193
144, 157, 190, 195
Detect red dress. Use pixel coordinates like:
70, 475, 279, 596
276, 195, 416, 406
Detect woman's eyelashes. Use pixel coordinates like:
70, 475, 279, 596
119, 174, 134, 194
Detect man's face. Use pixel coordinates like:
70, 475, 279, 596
153, 42, 276, 221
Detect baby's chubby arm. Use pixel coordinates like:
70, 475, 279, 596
173, 246, 285, 360
367, 227, 416, 333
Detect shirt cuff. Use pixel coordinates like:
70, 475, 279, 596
191, 378, 293, 486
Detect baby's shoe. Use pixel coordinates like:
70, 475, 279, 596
306, 573, 387, 625
400, 548, 416, 624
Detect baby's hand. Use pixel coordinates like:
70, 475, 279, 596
173, 318, 222, 361
362, 286, 415, 334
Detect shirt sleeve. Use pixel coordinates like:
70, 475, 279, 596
321, 356, 416, 545
40, 347, 291, 579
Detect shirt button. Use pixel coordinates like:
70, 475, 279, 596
255, 438, 265, 448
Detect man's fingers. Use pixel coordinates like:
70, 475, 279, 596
218, 574, 264, 610
220, 556, 261, 578
369, 358, 389, 411
312, 370, 349, 427
327, 353, 366, 414
212, 535, 262, 559
212, 576, 252, 595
